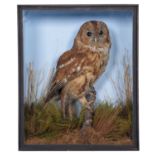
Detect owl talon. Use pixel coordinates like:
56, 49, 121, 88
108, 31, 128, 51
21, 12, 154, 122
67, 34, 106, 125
86, 105, 93, 113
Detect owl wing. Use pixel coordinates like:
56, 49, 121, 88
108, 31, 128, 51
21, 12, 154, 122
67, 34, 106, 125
45, 50, 88, 103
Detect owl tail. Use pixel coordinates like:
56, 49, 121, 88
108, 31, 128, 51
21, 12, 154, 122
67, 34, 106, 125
44, 90, 55, 103
43, 81, 64, 108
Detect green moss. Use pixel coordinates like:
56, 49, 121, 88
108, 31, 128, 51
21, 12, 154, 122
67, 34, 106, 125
24, 100, 132, 140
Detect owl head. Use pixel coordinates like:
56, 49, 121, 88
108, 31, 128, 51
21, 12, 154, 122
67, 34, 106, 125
73, 20, 111, 53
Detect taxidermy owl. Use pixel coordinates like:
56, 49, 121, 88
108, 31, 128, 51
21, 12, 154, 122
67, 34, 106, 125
45, 20, 111, 127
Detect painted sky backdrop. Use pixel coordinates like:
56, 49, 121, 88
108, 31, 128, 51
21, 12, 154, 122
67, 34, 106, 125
23, 8, 133, 103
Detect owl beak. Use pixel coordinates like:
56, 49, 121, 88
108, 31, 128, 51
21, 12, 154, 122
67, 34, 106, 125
94, 38, 98, 47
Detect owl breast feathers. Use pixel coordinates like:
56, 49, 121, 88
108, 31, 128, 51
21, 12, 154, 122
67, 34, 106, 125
45, 20, 111, 110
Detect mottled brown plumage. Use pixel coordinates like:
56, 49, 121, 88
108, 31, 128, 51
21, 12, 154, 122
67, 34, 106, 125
45, 21, 111, 121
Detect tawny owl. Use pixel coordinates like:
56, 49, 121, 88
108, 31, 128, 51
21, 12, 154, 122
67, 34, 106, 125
45, 20, 111, 126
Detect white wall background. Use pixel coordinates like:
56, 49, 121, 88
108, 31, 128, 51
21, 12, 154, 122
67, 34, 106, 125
23, 9, 133, 103
0, 0, 155, 155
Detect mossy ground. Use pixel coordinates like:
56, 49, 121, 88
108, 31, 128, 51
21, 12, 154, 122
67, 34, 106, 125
24, 99, 133, 144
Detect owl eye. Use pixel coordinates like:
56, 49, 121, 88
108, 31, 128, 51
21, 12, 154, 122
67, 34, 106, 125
87, 31, 92, 37
99, 30, 103, 36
